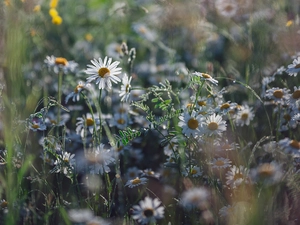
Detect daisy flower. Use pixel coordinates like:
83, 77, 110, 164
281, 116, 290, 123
178, 110, 204, 138
286, 56, 300, 76
85, 56, 122, 90
289, 86, 300, 105
29, 119, 47, 132
109, 112, 130, 129
202, 113, 227, 136
106, 42, 125, 59
119, 73, 132, 102
76, 113, 100, 138
215, 101, 238, 115
44, 55, 78, 74
234, 105, 254, 127
180, 187, 210, 210
193, 72, 218, 85
132, 196, 164, 225
210, 157, 232, 169
225, 165, 249, 189
125, 167, 142, 180
53, 152, 75, 176
125, 177, 148, 188
250, 162, 283, 185
278, 138, 300, 156
215, 0, 238, 18
86, 144, 116, 175
188, 166, 202, 177
132, 23, 158, 42
265, 87, 290, 105
217, 140, 240, 151
65, 81, 90, 104
68, 209, 94, 223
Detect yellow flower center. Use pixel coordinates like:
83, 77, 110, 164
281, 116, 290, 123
117, 118, 125, 125
55, 57, 68, 66
125, 84, 130, 93
241, 113, 248, 120
143, 208, 154, 217
32, 124, 40, 129
1, 201, 8, 208
202, 73, 212, 79
132, 178, 141, 185
116, 146, 123, 152
146, 171, 155, 176
292, 90, 300, 99
283, 114, 291, 121
258, 163, 274, 178
289, 140, 300, 149
187, 118, 198, 130
139, 26, 147, 34
190, 169, 198, 175
215, 160, 225, 167
273, 90, 284, 99
98, 67, 110, 78
207, 122, 218, 131
222, 144, 231, 150
198, 101, 206, 106
225, 4, 234, 12
86, 118, 94, 126
74, 84, 84, 93
186, 103, 195, 108
220, 103, 230, 110
233, 173, 244, 181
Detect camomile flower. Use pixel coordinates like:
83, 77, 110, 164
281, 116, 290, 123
180, 187, 210, 210
132, 196, 164, 225
225, 165, 249, 189
202, 113, 227, 136
44, 55, 78, 74
265, 87, 290, 105
215, 101, 238, 115
125, 167, 142, 180
132, 23, 158, 42
234, 105, 254, 127
289, 86, 300, 105
210, 157, 232, 169
188, 165, 203, 177
85, 56, 122, 90
86, 144, 115, 175
68, 209, 94, 223
125, 177, 148, 188
53, 152, 75, 176
286, 56, 300, 76
193, 72, 218, 85
215, 0, 238, 18
29, 119, 47, 132
65, 81, 90, 104
109, 112, 130, 129
178, 110, 204, 138
119, 73, 132, 102
250, 162, 283, 185
76, 113, 100, 138
278, 138, 300, 156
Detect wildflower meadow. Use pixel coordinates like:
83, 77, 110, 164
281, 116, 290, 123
1, 0, 300, 224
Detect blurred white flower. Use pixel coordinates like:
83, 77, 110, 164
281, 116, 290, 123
132, 196, 164, 224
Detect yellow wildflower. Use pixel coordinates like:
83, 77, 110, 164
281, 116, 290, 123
50, 0, 59, 8
52, 16, 63, 25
